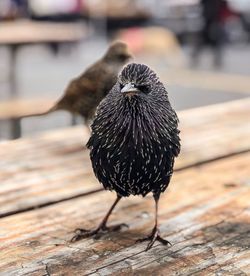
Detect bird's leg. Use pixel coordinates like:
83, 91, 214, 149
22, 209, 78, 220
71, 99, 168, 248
136, 194, 171, 251
71, 195, 127, 242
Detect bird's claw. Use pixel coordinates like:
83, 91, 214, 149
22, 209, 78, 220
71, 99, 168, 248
136, 227, 172, 251
71, 228, 98, 242
74, 228, 88, 234
71, 223, 129, 242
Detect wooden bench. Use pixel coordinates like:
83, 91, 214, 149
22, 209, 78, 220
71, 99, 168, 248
0, 20, 87, 139
0, 20, 87, 98
0, 98, 55, 139
0, 98, 249, 275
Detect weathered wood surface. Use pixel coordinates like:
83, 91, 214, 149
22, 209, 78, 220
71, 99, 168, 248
0, 98, 249, 217
0, 98, 55, 120
0, 152, 249, 275
0, 20, 86, 45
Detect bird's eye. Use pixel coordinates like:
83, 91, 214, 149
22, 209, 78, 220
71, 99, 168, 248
137, 85, 150, 94
118, 54, 128, 60
119, 83, 124, 90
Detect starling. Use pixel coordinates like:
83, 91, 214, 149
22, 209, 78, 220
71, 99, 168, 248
71, 63, 181, 250
25, 41, 132, 128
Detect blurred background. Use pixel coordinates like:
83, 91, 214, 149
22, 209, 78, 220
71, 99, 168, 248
0, 0, 250, 140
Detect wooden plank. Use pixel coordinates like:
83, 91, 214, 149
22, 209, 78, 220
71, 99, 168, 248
0, 98, 249, 217
0, 152, 249, 275
0, 98, 55, 120
0, 20, 86, 45
177, 97, 250, 169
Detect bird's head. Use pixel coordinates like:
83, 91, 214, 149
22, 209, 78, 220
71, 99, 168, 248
104, 41, 132, 64
118, 63, 159, 98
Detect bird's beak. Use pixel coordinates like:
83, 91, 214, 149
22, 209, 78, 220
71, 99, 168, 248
121, 83, 140, 96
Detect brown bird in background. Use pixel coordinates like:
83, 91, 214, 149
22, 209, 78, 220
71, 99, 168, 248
26, 41, 132, 128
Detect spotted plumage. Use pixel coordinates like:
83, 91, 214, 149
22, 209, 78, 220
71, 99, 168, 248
72, 63, 181, 250
87, 63, 180, 197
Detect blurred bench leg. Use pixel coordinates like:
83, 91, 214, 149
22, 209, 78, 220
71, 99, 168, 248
71, 115, 77, 126
10, 118, 21, 139
9, 45, 19, 97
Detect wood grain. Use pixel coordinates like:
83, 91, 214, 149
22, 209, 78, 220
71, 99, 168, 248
0, 152, 249, 275
0, 98, 249, 217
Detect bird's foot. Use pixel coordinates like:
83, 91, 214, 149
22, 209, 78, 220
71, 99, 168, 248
136, 226, 172, 251
71, 223, 128, 242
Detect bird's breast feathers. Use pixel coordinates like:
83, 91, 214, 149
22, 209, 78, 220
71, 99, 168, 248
87, 98, 179, 197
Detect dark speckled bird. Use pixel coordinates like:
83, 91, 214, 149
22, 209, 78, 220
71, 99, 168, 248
24, 41, 132, 129
71, 63, 181, 250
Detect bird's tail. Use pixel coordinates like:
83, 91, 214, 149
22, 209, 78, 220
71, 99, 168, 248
21, 101, 61, 119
